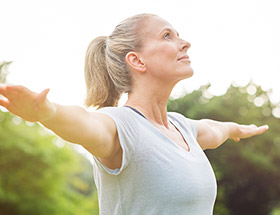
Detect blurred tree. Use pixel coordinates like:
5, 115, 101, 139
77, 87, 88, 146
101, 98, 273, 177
0, 62, 99, 215
0, 61, 11, 83
168, 83, 280, 215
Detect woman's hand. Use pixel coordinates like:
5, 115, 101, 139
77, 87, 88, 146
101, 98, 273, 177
0, 84, 56, 122
230, 124, 269, 142
196, 119, 269, 150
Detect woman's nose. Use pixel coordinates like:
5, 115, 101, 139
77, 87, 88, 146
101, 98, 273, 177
181, 40, 191, 51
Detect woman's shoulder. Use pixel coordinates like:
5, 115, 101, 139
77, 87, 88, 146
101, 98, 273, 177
167, 111, 189, 122
97, 106, 142, 126
97, 106, 127, 115
168, 111, 197, 137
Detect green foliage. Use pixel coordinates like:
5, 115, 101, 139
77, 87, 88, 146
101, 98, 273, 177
0, 62, 99, 215
0, 61, 11, 83
168, 83, 280, 215
0, 112, 99, 215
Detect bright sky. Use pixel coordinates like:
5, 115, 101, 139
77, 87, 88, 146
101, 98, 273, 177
1, 0, 280, 106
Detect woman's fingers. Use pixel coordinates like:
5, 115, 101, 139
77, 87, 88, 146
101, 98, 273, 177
234, 124, 269, 142
0, 84, 12, 109
232, 137, 240, 142
0, 84, 9, 98
0, 84, 27, 101
258, 125, 269, 134
37, 88, 50, 103
250, 124, 269, 136
0, 98, 10, 109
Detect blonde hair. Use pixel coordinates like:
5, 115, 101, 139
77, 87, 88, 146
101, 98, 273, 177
84, 13, 156, 108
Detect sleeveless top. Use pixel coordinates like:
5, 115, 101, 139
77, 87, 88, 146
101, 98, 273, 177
92, 107, 217, 215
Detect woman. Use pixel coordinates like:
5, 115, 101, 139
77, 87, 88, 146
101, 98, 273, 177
0, 14, 268, 214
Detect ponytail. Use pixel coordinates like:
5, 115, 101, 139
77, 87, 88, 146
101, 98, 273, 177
84, 36, 120, 108
84, 14, 156, 109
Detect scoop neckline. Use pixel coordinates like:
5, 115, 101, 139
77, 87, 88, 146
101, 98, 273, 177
123, 106, 191, 153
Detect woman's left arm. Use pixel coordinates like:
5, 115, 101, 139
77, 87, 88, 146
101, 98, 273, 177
195, 119, 269, 150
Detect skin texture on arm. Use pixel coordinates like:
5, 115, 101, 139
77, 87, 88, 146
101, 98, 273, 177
195, 119, 269, 150
0, 84, 120, 161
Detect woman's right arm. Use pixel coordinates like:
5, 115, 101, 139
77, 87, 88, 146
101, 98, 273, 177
0, 84, 120, 159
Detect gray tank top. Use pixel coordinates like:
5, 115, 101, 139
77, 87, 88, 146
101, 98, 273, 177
93, 107, 217, 215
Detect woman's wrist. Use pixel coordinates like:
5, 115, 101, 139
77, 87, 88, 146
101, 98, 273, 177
228, 122, 240, 141
39, 102, 57, 124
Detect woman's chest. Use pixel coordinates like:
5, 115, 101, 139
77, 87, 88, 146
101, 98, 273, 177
126, 142, 217, 205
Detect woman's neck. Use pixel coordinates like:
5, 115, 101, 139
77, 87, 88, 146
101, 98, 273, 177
125, 84, 173, 129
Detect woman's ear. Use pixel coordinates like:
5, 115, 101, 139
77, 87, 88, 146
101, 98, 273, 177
125, 52, 146, 73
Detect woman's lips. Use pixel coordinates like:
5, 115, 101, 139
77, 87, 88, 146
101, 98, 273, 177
178, 55, 191, 62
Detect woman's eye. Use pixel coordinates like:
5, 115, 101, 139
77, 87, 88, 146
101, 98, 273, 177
164, 33, 170, 39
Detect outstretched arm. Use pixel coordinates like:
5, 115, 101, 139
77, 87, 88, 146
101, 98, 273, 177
195, 119, 269, 150
0, 84, 120, 159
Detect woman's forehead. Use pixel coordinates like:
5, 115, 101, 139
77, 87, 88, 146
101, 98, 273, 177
142, 16, 175, 36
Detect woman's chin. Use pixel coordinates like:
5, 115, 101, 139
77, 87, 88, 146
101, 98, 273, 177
184, 68, 194, 79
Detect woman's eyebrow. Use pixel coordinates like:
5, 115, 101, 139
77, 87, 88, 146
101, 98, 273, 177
160, 26, 179, 37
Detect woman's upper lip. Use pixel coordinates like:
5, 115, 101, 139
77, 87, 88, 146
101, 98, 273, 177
177, 55, 190, 61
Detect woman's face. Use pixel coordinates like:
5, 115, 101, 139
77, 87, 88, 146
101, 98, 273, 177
138, 16, 193, 83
